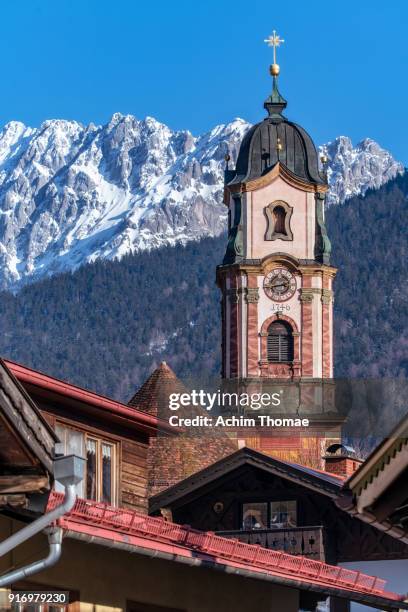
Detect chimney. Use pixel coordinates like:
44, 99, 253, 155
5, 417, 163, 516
323, 444, 364, 478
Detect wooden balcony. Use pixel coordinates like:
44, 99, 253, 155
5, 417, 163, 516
216, 526, 325, 560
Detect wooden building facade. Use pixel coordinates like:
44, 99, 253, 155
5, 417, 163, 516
150, 447, 408, 567
0, 358, 407, 611
3, 359, 173, 515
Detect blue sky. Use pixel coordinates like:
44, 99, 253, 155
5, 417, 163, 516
1, 0, 407, 163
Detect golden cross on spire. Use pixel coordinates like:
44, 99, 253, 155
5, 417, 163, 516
264, 30, 285, 65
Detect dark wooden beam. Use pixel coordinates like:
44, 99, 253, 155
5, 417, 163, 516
0, 474, 49, 494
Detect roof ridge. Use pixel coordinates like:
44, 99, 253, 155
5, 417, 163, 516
149, 446, 343, 511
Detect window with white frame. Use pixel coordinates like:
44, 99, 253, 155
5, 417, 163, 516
55, 423, 117, 505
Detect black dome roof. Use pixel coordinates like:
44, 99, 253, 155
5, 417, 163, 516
227, 78, 325, 187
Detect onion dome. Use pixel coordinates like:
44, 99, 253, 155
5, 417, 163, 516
226, 44, 325, 187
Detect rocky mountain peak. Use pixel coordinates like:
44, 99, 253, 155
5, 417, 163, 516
320, 136, 404, 206
0, 114, 403, 290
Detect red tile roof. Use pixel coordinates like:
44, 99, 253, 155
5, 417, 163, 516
5, 358, 174, 435
48, 492, 406, 608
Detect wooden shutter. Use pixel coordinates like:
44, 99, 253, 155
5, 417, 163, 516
267, 321, 294, 362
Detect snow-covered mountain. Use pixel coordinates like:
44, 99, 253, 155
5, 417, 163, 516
320, 136, 404, 207
0, 114, 404, 290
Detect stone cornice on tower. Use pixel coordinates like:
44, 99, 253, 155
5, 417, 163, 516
225, 162, 328, 205
216, 256, 337, 284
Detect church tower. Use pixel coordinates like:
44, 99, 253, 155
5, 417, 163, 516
217, 33, 336, 385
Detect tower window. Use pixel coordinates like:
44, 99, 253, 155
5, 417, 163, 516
267, 320, 294, 362
273, 205, 287, 235
265, 200, 293, 241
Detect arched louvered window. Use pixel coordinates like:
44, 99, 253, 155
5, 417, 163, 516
273, 205, 287, 235
267, 321, 294, 363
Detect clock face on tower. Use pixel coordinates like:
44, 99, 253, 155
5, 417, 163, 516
264, 268, 297, 302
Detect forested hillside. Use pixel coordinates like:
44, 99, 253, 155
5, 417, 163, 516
328, 171, 408, 377
0, 237, 225, 400
0, 172, 406, 401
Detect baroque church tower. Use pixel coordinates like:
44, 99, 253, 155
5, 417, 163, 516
217, 33, 336, 385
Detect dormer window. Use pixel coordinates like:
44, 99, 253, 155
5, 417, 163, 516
242, 502, 268, 530
242, 500, 297, 530
55, 422, 117, 505
265, 200, 293, 241
270, 500, 297, 528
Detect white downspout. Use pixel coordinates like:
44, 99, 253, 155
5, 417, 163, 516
0, 454, 84, 587
0, 527, 62, 587
0, 483, 76, 559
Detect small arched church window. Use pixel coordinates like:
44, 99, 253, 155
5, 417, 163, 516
273, 205, 286, 234
265, 200, 293, 241
267, 320, 294, 362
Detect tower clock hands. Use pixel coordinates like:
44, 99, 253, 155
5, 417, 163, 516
271, 282, 287, 291
269, 277, 289, 290
263, 268, 296, 302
